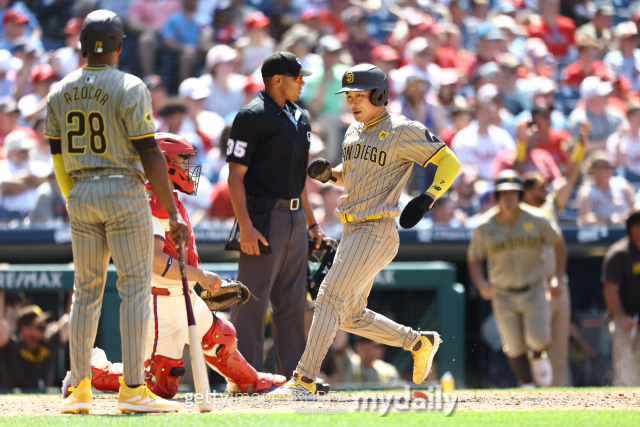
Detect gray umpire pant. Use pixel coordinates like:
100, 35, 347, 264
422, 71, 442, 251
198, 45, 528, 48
230, 205, 308, 376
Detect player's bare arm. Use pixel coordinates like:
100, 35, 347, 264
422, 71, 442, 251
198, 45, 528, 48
300, 186, 327, 249
136, 138, 189, 246
228, 161, 268, 256
467, 260, 494, 301
151, 239, 221, 294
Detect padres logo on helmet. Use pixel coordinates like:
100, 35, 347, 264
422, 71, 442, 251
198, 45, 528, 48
336, 64, 390, 107
346, 72, 354, 84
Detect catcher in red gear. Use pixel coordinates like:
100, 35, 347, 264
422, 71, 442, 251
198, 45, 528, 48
62, 133, 285, 398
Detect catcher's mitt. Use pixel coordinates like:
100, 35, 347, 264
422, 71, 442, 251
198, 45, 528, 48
195, 279, 255, 311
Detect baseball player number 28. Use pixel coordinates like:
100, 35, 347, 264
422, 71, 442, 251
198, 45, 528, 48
66, 110, 108, 155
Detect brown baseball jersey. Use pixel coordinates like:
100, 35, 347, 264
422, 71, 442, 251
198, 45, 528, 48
45, 65, 156, 179
336, 113, 445, 220
44, 64, 157, 387
467, 203, 562, 290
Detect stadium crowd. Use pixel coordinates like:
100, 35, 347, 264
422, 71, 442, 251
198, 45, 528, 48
1, 0, 640, 390
3, 0, 640, 228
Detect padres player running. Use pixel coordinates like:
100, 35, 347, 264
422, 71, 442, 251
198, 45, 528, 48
46, 10, 188, 413
467, 170, 567, 388
61, 134, 287, 399
266, 64, 461, 399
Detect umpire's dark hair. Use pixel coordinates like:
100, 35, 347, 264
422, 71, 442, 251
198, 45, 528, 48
158, 98, 188, 117
626, 210, 640, 235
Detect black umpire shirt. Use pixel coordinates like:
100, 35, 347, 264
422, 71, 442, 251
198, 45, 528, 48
227, 90, 311, 199
602, 236, 640, 317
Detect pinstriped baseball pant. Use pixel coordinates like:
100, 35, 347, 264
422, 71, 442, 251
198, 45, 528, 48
297, 218, 419, 379
67, 175, 153, 387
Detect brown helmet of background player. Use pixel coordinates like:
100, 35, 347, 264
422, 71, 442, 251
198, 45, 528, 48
155, 133, 201, 195
494, 169, 524, 200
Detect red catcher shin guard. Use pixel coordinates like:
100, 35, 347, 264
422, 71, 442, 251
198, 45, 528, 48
201, 316, 285, 394
144, 356, 185, 399
90, 366, 122, 393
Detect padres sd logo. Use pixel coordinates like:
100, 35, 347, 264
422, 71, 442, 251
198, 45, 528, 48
346, 72, 354, 84
523, 222, 534, 233
94, 41, 103, 53
379, 130, 389, 140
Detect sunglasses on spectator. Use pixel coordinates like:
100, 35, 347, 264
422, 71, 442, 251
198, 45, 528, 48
592, 162, 612, 170
283, 74, 303, 82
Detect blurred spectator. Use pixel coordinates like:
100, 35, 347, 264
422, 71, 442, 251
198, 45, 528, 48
302, 35, 349, 164
0, 301, 69, 390
0, 49, 18, 97
143, 74, 168, 122
161, 0, 206, 87
0, 9, 42, 54
436, 24, 477, 79
465, 189, 496, 228
574, 3, 614, 59
178, 77, 225, 154
345, 336, 400, 384
440, 95, 473, 147
528, 0, 577, 59
390, 67, 446, 135
493, 118, 562, 182
0, 2, 39, 38
370, 45, 400, 97
568, 76, 625, 152
201, 44, 245, 119
157, 97, 188, 135
0, 129, 51, 219
0, 95, 18, 147
449, 0, 477, 51
50, 18, 85, 80
604, 21, 640, 93
608, 98, 640, 183
342, 6, 376, 65
498, 53, 528, 116
451, 165, 480, 218
470, 0, 489, 22
601, 210, 640, 386
475, 25, 504, 68
203, 124, 231, 184
522, 37, 556, 79
317, 0, 350, 35
204, 3, 241, 46
235, 12, 275, 75
562, 37, 608, 88
278, 24, 321, 74
313, 183, 343, 226
518, 76, 567, 132
18, 64, 56, 124
527, 101, 572, 166
577, 150, 635, 225
476, 61, 500, 88
208, 178, 235, 220
452, 84, 515, 181
30, 117, 50, 166
400, 37, 440, 93
423, 194, 464, 228
492, 14, 525, 61
127, 0, 182, 78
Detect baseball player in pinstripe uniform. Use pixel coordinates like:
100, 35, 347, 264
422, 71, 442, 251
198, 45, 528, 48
45, 10, 188, 413
265, 64, 461, 400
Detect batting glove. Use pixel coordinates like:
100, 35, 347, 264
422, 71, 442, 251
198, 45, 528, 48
307, 158, 336, 183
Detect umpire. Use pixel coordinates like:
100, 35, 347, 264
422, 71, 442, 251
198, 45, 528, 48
467, 170, 566, 388
227, 52, 327, 375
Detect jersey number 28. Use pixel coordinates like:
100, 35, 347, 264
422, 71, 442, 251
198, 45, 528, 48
66, 110, 108, 155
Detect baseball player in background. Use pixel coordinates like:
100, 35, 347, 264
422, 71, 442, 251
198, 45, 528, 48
61, 134, 287, 399
46, 10, 188, 413
266, 63, 461, 400
467, 170, 567, 388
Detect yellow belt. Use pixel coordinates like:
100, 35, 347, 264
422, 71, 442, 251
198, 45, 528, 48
340, 214, 383, 223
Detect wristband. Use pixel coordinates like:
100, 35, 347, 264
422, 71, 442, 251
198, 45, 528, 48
516, 141, 527, 162
308, 222, 319, 231
571, 143, 585, 163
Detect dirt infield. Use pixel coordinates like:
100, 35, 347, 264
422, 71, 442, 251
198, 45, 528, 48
1, 389, 639, 416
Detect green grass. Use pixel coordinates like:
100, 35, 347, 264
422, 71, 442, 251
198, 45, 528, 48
3, 410, 640, 427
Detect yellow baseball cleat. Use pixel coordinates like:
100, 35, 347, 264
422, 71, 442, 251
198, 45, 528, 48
262, 374, 317, 401
116, 377, 181, 413
59, 377, 92, 414
411, 331, 442, 384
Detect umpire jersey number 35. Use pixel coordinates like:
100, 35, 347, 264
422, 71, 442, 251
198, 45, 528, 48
44, 65, 157, 178
227, 90, 311, 199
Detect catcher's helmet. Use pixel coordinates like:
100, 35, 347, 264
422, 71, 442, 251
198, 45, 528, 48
494, 169, 524, 200
155, 133, 202, 196
80, 10, 125, 58
336, 63, 389, 107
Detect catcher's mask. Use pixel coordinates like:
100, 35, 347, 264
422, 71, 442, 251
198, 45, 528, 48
155, 132, 201, 195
